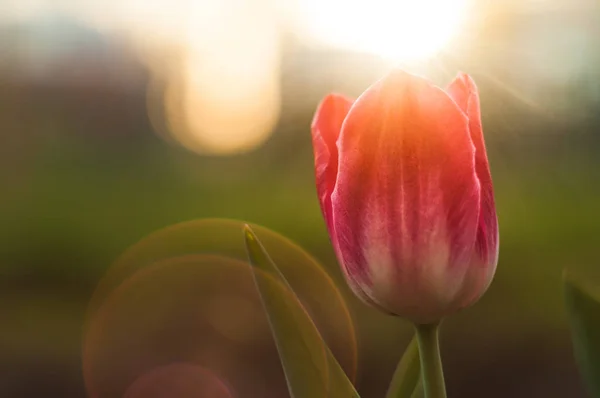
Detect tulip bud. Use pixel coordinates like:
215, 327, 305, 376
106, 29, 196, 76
311, 70, 499, 324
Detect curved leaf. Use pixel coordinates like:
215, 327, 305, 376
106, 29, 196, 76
244, 225, 360, 398
386, 335, 421, 398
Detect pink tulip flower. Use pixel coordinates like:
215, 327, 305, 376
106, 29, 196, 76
311, 70, 499, 324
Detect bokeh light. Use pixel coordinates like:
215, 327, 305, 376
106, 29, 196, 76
159, 0, 281, 155
124, 363, 233, 398
83, 220, 358, 397
0, 0, 472, 157
0, 0, 473, 157
84, 219, 357, 380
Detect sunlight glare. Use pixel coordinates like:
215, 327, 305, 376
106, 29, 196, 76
295, 0, 469, 61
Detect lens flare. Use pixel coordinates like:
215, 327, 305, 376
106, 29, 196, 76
85, 219, 357, 380
124, 363, 233, 398
84, 219, 358, 397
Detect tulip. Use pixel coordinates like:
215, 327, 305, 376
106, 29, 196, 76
311, 70, 498, 325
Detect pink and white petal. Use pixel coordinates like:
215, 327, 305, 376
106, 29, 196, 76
311, 94, 353, 234
332, 70, 481, 323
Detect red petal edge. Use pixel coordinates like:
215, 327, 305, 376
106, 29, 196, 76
310, 94, 353, 234
446, 73, 499, 269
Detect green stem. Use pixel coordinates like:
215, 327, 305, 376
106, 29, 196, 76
415, 323, 447, 398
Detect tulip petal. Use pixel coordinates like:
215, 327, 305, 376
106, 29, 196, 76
312, 94, 392, 311
446, 74, 499, 278
311, 94, 353, 234
332, 70, 481, 323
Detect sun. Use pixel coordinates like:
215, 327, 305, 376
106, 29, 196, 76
295, 0, 469, 61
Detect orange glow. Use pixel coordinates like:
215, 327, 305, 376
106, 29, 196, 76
1, 0, 469, 154
164, 48, 280, 155
154, 0, 280, 155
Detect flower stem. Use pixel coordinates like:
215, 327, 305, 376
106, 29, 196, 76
415, 323, 447, 398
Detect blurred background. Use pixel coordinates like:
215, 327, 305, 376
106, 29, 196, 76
1, 0, 600, 396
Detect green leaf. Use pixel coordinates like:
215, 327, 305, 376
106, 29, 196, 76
564, 273, 600, 397
410, 381, 424, 398
244, 225, 360, 398
385, 335, 421, 398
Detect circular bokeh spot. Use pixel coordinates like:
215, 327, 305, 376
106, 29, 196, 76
124, 363, 232, 398
85, 219, 357, 381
